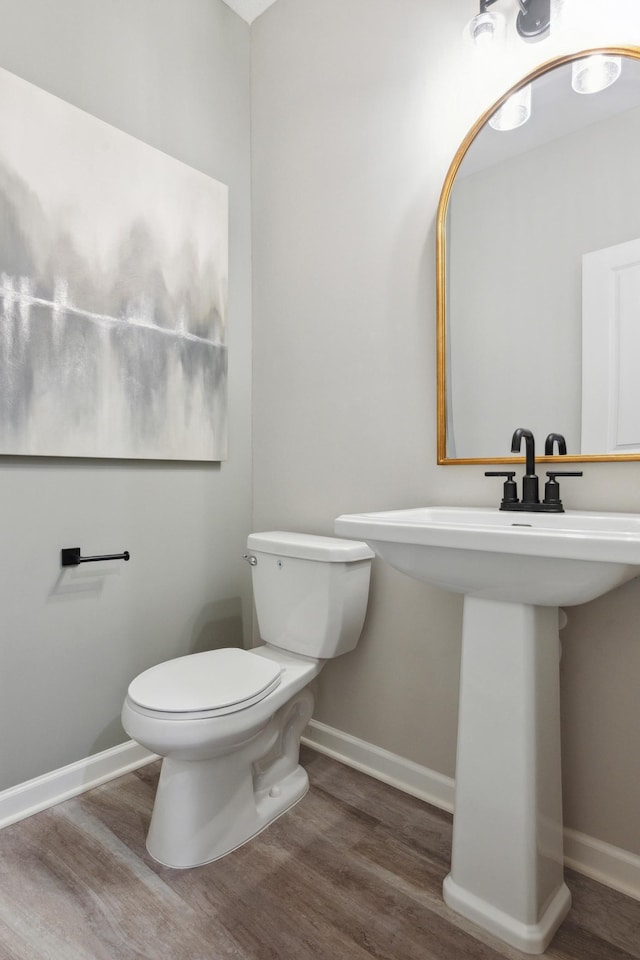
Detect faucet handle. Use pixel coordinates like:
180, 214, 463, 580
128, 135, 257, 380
545, 471, 583, 480
543, 471, 583, 509
485, 471, 519, 506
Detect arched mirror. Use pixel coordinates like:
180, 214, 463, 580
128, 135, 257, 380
437, 46, 640, 464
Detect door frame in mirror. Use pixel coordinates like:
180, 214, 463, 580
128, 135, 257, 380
436, 46, 640, 465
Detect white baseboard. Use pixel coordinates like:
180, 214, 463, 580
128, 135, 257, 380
563, 828, 640, 902
302, 718, 455, 813
0, 741, 157, 830
302, 719, 640, 902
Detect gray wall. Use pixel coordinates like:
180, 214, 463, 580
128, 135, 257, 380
0, 0, 253, 790
252, 0, 640, 856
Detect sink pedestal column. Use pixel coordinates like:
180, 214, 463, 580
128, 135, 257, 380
443, 596, 571, 954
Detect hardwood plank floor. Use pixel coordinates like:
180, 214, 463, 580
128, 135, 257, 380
0, 748, 637, 959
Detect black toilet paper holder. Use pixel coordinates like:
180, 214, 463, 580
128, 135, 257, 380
61, 547, 130, 567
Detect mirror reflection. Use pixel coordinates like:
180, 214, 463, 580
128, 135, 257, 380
438, 48, 640, 463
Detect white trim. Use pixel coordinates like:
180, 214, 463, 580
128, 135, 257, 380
302, 718, 455, 814
0, 741, 157, 829
302, 719, 640, 902
564, 827, 640, 902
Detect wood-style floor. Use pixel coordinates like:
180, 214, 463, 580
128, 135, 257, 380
0, 747, 638, 959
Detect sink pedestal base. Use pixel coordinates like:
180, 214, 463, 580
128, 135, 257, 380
443, 597, 571, 954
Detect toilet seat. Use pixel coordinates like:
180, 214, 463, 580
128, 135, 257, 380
126, 648, 282, 720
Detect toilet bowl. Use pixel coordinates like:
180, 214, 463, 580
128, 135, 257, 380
122, 532, 373, 869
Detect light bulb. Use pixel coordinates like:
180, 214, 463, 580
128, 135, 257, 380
489, 84, 532, 131
465, 11, 506, 51
571, 54, 622, 94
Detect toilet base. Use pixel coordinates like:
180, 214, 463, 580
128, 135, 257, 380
145, 687, 315, 869
147, 761, 309, 868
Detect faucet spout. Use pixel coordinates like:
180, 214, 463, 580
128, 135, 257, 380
511, 427, 539, 505
545, 433, 567, 456
511, 427, 535, 476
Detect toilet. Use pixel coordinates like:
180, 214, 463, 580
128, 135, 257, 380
121, 531, 373, 869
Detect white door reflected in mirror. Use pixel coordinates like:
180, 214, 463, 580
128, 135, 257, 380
582, 237, 640, 454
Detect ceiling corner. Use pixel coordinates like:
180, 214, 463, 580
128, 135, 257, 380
221, 0, 280, 25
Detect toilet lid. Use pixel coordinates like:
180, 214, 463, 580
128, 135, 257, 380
127, 648, 282, 716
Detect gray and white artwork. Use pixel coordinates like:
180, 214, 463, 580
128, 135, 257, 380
0, 67, 228, 461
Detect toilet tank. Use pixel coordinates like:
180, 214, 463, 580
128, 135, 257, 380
246, 532, 374, 658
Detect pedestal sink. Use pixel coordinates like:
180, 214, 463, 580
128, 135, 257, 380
334, 506, 640, 953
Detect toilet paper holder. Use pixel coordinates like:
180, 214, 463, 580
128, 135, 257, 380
61, 547, 130, 567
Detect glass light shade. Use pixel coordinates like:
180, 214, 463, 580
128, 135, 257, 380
572, 54, 622, 94
489, 84, 532, 131
465, 11, 506, 50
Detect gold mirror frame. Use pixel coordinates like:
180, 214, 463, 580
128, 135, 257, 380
436, 46, 640, 465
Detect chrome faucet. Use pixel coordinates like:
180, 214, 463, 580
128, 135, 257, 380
485, 428, 582, 513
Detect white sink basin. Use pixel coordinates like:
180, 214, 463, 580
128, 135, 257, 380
335, 506, 640, 605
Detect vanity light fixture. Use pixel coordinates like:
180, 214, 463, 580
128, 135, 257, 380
571, 53, 622, 94
467, 0, 550, 49
489, 83, 532, 130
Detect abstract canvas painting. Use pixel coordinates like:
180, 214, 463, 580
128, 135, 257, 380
0, 67, 228, 461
